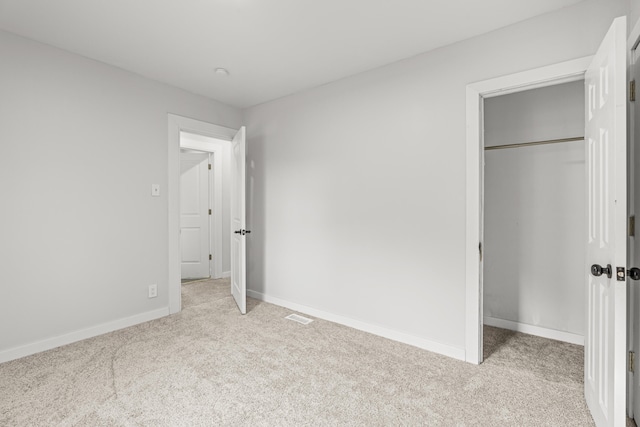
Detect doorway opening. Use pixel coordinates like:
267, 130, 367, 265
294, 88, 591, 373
168, 114, 248, 316
464, 56, 592, 365
482, 80, 586, 361
179, 132, 230, 283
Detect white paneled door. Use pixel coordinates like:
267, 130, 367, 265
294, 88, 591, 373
633, 27, 640, 425
584, 16, 627, 427
180, 152, 210, 279
230, 127, 247, 314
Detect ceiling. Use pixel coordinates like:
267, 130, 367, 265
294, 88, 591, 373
0, 0, 584, 108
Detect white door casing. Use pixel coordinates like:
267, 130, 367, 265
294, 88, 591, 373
465, 56, 592, 365
180, 152, 210, 279
230, 126, 247, 314
584, 16, 627, 427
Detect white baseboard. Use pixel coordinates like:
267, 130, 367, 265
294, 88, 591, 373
0, 307, 170, 364
247, 289, 466, 361
221, 271, 231, 279
483, 316, 584, 346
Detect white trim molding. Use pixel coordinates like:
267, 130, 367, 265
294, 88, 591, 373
168, 114, 237, 314
247, 290, 466, 361
0, 308, 169, 364
483, 317, 584, 346
464, 56, 592, 365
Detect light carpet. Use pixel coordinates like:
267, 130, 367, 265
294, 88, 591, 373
0, 278, 597, 426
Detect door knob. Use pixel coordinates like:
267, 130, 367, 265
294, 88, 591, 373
591, 264, 612, 278
629, 268, 640, 281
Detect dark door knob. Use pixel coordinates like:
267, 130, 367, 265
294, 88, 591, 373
591, 264, 612, 278
629, 268, 640, 281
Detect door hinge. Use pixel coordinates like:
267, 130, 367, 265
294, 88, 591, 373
479, 242, 483, 262
208, 209, 212, 215
209, 254, 212, 261
631, 80, 636, 102
630, 215, 636, 237
208, 163, 211, 170
630, 351, 635, 373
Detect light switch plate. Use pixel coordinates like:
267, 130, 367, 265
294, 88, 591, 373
151, 184, 160, 197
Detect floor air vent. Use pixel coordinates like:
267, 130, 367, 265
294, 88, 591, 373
285, 314, 313, 325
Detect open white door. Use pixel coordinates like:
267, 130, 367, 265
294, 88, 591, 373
629, 17, 640, 423
584, 16, 627, 427
180, 152, 211, 279
633, 23, 640, 424
230, 126, 247, 314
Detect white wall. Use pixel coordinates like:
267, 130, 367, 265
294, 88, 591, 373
483, 81, 585, 339
631, 0, 640, 28
484, 81, 585, 147
243, 0, 628, 356
180, 132, 232, 276
0, 30, 241, 359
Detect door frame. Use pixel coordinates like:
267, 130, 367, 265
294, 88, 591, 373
168, 114, 237, 314
464, 56, 592, 364
627, 16, 640, 420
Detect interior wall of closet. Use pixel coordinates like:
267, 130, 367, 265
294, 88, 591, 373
483, 80, 586, 343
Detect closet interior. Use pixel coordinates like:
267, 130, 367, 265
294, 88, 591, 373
483, 80, 586, 347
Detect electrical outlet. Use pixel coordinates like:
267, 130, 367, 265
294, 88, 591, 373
148, 284, 157, 298
151, 184, 160, 197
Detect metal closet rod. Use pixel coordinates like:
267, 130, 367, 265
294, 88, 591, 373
484, 136, 584, 151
